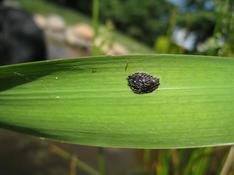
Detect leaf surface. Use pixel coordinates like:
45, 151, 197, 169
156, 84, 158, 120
0, 54, 233, 148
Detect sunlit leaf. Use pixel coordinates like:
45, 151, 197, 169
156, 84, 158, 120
0, 54, 233, 148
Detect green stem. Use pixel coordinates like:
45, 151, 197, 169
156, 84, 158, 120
143, 149, 151, 171
92, 0, 100, 55
167, 7, 177, 39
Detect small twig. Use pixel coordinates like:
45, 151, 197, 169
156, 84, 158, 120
70, 155, 77, 175
220, 146, 234, 175
49, 144, 101, 175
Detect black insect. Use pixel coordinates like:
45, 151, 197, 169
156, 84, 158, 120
127, 72, 160, 94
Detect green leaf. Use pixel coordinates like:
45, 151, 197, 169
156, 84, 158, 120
0, 54, 233, 148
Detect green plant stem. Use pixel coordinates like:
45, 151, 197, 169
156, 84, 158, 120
143, 149, 151, 172
183, 148, 212, 175
220, 146, 234, 175
167, 7, 177, 39
49, 144, 101, 175
155, 150, 170, 175
92, 0, 99, 37
92, 0, 100, 55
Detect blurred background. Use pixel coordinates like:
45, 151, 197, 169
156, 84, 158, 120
0, 0, 233, 174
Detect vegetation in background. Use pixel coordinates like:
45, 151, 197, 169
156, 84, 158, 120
177, 0, 234, 55
47, 0, 173, 46
99, 0, 173, 46
46, 0, 234, 56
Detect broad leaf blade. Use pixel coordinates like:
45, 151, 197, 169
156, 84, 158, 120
0, 54, 233, 148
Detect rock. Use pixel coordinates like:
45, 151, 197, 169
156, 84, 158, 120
65, 24, 93, 51
44, 15, 66, 43
33, 14, 47, 29
71, 24, 94, 41
46, 14, 65, 32
105, 43, 128, 55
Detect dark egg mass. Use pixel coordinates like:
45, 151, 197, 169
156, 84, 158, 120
127, 72, 160, 94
